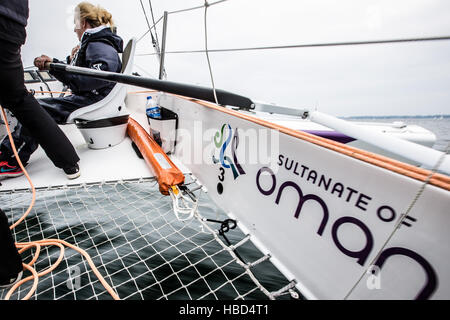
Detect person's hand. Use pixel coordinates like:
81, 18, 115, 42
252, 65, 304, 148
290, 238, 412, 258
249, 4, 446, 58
69, 45, 80, 63
34, 55, 52, 70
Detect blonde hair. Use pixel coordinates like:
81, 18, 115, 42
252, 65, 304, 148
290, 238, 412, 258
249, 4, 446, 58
75, 2, 115, 29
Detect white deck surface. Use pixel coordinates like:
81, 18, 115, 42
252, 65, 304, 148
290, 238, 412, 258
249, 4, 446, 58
0, 111, 188, 191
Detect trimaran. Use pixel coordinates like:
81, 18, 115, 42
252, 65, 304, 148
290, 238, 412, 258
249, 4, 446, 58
0, 0, 449, 301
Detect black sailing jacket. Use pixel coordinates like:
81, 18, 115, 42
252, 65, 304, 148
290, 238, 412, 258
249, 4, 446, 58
50, 26, 124, 96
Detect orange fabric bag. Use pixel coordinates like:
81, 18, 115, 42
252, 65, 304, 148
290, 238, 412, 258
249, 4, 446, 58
127, 117, 185, 195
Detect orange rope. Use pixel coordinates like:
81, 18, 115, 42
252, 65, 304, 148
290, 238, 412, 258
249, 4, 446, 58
127, 90, 157, 94
0, 107, 36, 230
0, 106, 120, 300
32, 90, 155, 95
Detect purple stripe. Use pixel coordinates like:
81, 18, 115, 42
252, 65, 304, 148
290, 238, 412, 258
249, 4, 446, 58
302, 130, 356, 144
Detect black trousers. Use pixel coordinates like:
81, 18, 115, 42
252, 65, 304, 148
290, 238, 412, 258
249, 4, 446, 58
0, 38, 79, 169
0, 93, 102, 166
0, 209, 22, 281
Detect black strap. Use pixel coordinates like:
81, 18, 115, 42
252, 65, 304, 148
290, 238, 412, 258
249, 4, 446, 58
205, 218, 246, 263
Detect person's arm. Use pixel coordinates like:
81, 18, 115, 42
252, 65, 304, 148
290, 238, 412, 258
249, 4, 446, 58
34, 55, 53, 70
49, 42, 121, 93
67, 45, 80, 64
35, 44, 79, 68
36, 55, 75, 87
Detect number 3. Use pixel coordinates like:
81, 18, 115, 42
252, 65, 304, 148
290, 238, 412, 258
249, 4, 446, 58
218, 167, 225, 182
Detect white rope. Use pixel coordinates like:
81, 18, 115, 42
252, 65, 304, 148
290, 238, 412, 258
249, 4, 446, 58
271, 281, 298, 299
1, 177, 295, 300
169, 186, 199, 221
197, 214, 276, 300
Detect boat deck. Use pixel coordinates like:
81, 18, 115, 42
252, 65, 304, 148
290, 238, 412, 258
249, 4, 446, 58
0, 112, 187, 192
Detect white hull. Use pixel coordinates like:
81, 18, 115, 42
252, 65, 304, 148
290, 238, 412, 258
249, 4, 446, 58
156, 92, 449, 300
1, 83, 448, 300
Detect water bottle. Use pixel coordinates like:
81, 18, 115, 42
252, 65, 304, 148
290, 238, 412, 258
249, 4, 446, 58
145, 96, 161, 119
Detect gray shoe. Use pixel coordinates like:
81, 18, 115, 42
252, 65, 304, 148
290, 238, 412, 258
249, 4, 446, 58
0, 271, 23, 289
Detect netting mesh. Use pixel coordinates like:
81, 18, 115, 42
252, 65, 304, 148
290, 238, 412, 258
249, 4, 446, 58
0, 176, 297, 300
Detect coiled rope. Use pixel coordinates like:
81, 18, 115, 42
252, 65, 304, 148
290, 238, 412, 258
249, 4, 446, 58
0, 106, 120, 300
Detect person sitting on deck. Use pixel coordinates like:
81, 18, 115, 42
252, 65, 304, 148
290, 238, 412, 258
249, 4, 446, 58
0, 2, 123, 180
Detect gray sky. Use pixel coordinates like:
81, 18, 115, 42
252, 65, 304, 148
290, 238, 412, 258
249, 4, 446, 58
23, 0, 450, 116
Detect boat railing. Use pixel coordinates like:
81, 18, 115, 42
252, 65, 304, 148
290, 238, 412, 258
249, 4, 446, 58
133, 0, 450, 174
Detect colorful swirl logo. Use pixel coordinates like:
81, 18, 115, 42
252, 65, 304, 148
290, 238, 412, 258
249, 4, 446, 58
212, 124, 246, 182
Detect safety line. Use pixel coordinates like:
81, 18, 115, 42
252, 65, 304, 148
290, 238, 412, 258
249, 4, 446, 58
203, 1, 219, 105
148, 0, 161, 48
136, 16, 163, 44
138, 0, 160, 45
137, 35, 450, 56
168, 0, 229, 15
